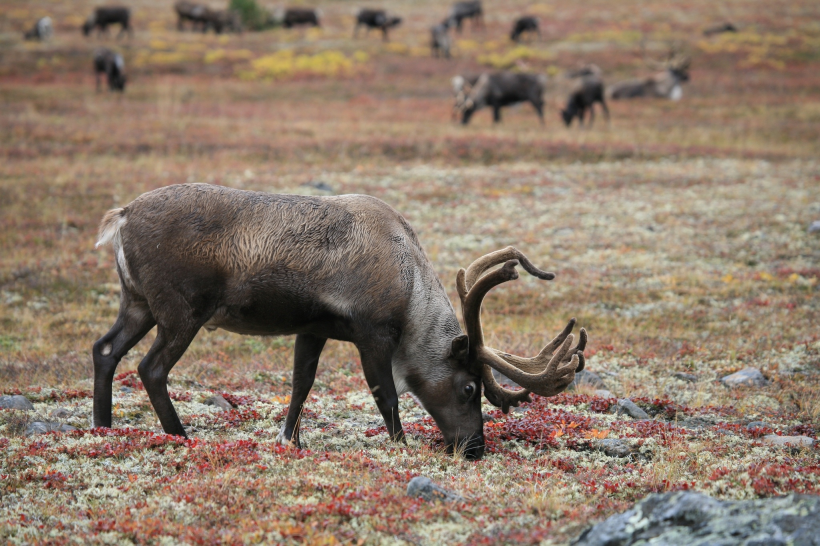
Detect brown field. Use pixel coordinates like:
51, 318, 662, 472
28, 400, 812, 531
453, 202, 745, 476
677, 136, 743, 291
1, 0, 819, 543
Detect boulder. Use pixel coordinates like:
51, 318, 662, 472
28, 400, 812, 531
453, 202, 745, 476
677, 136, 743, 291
673, 372, 698, 383
613, 399, 650, 420
203, 394, 233, 411
0, 395, 35, 411
49, 407, 72, 419
25, 421, 78, 436
595, 439, 637, 458
406, 476, 464, 503
720, 367, 769, 388
568, 370, 607, 391
761, 435, 815, 448
573, 491, 820, 546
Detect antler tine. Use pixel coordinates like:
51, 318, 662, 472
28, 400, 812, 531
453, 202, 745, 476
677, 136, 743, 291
481, 366, 532, 414
464, 246, 554, 291
491, 318, 576, 374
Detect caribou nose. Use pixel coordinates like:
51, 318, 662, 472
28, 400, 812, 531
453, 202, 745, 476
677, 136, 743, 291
460, 433, 485, 460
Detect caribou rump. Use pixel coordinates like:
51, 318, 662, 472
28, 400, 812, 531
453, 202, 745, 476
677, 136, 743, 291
24, 17, 53, 41
510, 16, 539, 42
458, 72, 547, 125
83, 6, 132, 38
93, 184, 586, 459
354, 9, 402, 41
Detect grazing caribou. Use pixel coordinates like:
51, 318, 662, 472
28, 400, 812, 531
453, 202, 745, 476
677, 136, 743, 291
510, 16, 539, 42
608, 54, 690, 101
562, 76, 609, 127
703, 22, 737, 36
354, 9, 402, 41
94, 48, 127, 92
175, 1, 209, 31
448, 1, 483, 33
24, 17, 53, 41
94, 184, 586, 460
451, 74, 480, 119
431, 21, 452, 58
83, 6, 132, 38
458, 72, 547, 125
279, 7, 321, 28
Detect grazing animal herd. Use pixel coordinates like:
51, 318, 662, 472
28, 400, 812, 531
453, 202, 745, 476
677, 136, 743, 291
21, 0, 704, 126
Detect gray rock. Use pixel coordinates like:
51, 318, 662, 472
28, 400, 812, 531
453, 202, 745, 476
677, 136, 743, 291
301, 180, 334, 193
25, 421, 78, 436
593, 389, 613, 399
203, 394, 233, 411
572, 491, 820, 546
673, 372, 698, 383
720, 367, 769, 388
482, 413, 495, 423
406, 476, 464, 503
613, 399, 650, 420
746, 421, 773, 430
0, 395, 34, 411
568, 370, 607, 390
762, 435, 815, 448
119, 386, 134, 393
595, 439, 636, 458
49, 407, 72, 419
491, 368, 520, 389
808, 220, 820, 234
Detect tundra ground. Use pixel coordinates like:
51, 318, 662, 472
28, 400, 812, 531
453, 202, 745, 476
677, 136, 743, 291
1, 0, 819, 544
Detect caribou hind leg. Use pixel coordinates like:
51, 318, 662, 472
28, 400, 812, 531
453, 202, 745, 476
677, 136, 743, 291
93, 292, 156, 429
278, 333, 327, 448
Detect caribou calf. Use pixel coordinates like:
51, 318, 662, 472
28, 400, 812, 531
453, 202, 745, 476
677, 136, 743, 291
355, 9, 401, 41
458, 72, 547, 125
431, 21, 453, 58
94, 184, 586, 460
24, 17, 53, 41
510, 16, 539, 42
562, 76, 609, 127
83, 6, 132, 38
94, 48, 126, 92
279, 7, 320, 28
448, 1, 483, 32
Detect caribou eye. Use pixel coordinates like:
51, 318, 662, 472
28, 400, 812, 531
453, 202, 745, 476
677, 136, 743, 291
463, 383, 475, 398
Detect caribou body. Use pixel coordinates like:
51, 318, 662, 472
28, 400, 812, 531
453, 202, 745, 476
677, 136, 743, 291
24, 17, 53, 41
562, 75, 608, 127
457, 72, 547, 125
83, 6, 132, 38
94, 184, 586, 459
354, 9, 402, 41
94, 48, 126, 92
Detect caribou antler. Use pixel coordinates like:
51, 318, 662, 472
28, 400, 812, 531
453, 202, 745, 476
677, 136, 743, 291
456, 247, 587, 413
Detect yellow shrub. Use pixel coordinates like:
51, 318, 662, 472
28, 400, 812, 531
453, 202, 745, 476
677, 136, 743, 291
242, 49, 361, 80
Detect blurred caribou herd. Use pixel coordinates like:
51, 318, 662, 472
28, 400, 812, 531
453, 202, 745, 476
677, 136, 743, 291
20, 1, 736, 126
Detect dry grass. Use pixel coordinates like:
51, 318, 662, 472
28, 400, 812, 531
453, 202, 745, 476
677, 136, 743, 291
1, 0, 819, 543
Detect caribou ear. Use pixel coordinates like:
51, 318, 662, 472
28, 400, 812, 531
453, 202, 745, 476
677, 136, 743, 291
449, 334, 469, 360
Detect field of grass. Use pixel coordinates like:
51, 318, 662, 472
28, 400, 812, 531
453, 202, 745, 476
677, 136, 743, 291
1, 0, 819, 543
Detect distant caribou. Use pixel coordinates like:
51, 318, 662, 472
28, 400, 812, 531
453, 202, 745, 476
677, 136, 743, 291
608, 51, 691, 101
448, 1, 483, 33
354, 9, 402, 41
277, 7, 321, 28
94, 48, 127, 92
510, 16, 539, 42
175, 2, 241, 34
703, 22, 738, 36
457, 72, 547, 125
82, 6, 132, 38
562, 75, 609, 127
431, 21, 453, 58
24, 17, 53, 41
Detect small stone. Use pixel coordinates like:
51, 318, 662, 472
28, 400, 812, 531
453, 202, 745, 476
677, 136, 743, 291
746, 421, 772, 430
119, 386, 134, 393
50, 407, 72, 419
720, 367, 769, 388
614, 399, 650, 420
595, 439, 636, 458
406, 476, 463, 503
0, 395, 35, 411
568, 370, 607, 391
808, 220, 820, 234
761, 435, 814, 448
203, 394, 233, 411
673, 372, 698, 383
482, 413, 495, 423
25, 421, 78, 436
594, 389, 613, 398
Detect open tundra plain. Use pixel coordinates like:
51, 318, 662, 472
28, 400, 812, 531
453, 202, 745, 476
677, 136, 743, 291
1, 0, 820, 543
